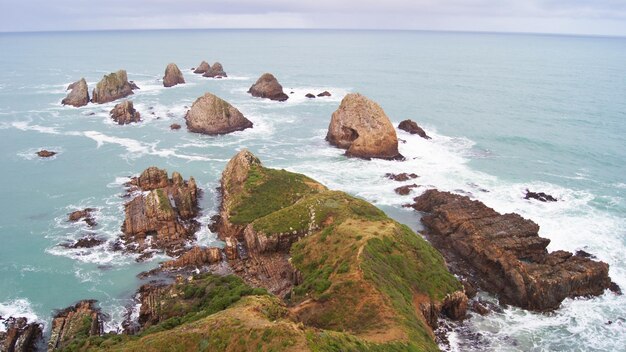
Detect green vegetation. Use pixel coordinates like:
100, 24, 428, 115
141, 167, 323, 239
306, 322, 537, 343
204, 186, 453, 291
154, 189, 173, 214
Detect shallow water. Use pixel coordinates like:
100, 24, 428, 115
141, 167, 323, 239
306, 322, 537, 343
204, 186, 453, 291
0, 29, 624, 350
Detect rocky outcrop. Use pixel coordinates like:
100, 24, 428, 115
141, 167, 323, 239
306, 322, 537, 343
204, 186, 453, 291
395, 184, 417, 195
385, 172, 418, 181
61, 78, 90, 107
68, 208, 96, 227
37, 150, 57, 158
110, 100, 140, 125
61, 235, 105, 249
163, 63, 185, 87
317, 91, 331, 97
161, 246, 222, 269
525, 189, 557, 202
247, 73, 289, 102
202, 62, 227, 78
48, 300, 102, 351
326, 93, 403, 160
170, 123, 181, 130
398, 119, 431, 139
122, 167, 199, 256
0, 317, 43, 352
185, 93, 252, 135
412, 189, 614, 311
91, 70, 137, 104
305, 93, 316, 99
193, 61, 210, 74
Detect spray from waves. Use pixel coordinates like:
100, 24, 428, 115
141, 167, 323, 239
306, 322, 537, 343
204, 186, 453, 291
229, 86, 350, 106
0, 299, 42, 332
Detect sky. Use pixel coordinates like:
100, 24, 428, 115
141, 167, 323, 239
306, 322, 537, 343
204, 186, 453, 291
1, 0, 625, 36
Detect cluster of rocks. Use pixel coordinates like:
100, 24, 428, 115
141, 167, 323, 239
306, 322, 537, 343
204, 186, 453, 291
305, 91, 331, 98
412, 189, 617, 310
524, 189, 558, 202
192, 60, 227, 78
61, 70, 139, 108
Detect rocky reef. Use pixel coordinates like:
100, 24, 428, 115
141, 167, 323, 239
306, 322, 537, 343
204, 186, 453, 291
121, 167, 199, 257
202, 62, 227, 78
163, 63, 185, 87
398, 119, 431, 139
61, 78, 90, 107
0, 317, 42, 352
110, 100, 141, 125
185, 92, 252, 135
412, 189, 615, 310
36, 150, 57, 158
326, 93, 403, 160
247, 73, 289, 101
91, 70, 137, 104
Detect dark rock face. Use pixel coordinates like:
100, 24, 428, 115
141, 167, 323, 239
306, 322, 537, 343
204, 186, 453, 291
68, 208, 97, 227
163, 63, 185, 88
398, 119, 431, 139
305, 93, 316, 99
185, 93, 252, 135
61, 235, 105, 249
395, 184, 418, 195
317, 91, 331, 97
110, 101, 140, 125
412, 189, 613, 311
62, 78, 90, 107
0, 317, 43, 352
385, 173, 418, 181
247, 73, 289, 102
48, 300, 102, 351
169, 123, 181, 130
193, 61, 210, 74
202, 62, 227, 78
122, 167, 199, 256
36, 150, 57, 158
524, 189, 557, 202
91, 70, 137, 104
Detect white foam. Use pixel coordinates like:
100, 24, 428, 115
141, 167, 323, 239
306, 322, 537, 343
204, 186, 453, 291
11, 120, 60, 135
232, 86, 349, 106
0, 299, 41, 332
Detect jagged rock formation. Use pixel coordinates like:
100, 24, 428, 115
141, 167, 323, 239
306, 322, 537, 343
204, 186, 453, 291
61, 78, 90, 107
385, 172, 418, 181
525, 189, 557, 202
193, 61, 210, 74
185, 93, 252, 135
326, 93, 403, 160
110, 100, 140, 125
61, 235, 105, 249
202, 62, 227, 78
36, 150, 57, 158
163, 63, 185, 87
48, 300, 102, 351
91, 70, 137, 104
412, 189, 614, 310
398, 119, 431, 139
0, 317, 42, 352
247, 73, 289, 101
121, 167, 199, 256
161, 246, 222, 269
68, 208, 96, 227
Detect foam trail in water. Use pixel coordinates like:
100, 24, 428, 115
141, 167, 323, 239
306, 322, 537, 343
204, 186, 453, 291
0, 299, 41, 332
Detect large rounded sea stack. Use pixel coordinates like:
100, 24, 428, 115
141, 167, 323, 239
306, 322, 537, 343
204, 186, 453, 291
326, 93, 402, 160
247, 73, 288, 102
163, 63, 185, 87
91, 70, 136, 104
185, 93, 252, 135
61, 78, 90, 107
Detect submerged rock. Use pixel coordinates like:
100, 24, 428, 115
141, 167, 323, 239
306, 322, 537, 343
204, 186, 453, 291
202, 62, 227, 78
36, 150, 57, 158
326, 93, 403, 160
48, 300, 103, 351
91, 70, 137, 104
110, 100, 140, 125
412, 189, 613, 310
385, 172, 418, 181
317, 91, 331, 97
398, 119, 431, 139
524, 189, 557, 202
305, 93, 316, 99
185, 93, 252, 135
162, 63, 185, 87
193, 60, 210, 74
247, 73, 289, 101
61, 78, 90, 107
0, 316, 43, 352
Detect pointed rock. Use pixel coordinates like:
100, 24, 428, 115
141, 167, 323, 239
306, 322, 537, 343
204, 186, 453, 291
247, 73, 288, 101
202, 62, 227, 78
193, 61, 210, 74
62, 78, 90, 107
163, 63, 185, 87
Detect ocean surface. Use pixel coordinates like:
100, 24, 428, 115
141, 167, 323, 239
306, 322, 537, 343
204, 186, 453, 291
0, 29, 624, 351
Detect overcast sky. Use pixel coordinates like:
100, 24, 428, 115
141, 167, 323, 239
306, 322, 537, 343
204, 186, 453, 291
1, 0, 625, 36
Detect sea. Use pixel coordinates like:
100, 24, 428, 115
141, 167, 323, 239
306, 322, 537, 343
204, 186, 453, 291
0, 29, 624, 351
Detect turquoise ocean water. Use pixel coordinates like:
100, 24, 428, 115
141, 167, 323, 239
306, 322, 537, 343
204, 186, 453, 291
0, 29, 624, 351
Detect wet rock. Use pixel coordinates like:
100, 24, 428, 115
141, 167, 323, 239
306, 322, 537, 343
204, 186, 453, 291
202, 62, 227, 78
0, 316, 43, 352
68, 208, 97, 227
91, 70, 136, 104
247, 73, 289, 101
412, 189, 613, 311
471, 301, 489, 315
169, 123, 181, 130
162, 63, 185, 87
317, 91, 331, 97
575, 249, 596, 259
524, 189, 558, 202
193, 60, 210, 74
36, 150, 57, 158
395, 184, 418, 195
61, 78, 90, 107
305, 93, 316, 99
398, 119, 431, 139
326, 93, 403, 160
161, 246, 222, 269
110, 100, 140, 125
185, 92, 252, 135
48, 300, 103, 351
61, 235, 105, 249
385, 172, 418, 181
609, 282, 622, 295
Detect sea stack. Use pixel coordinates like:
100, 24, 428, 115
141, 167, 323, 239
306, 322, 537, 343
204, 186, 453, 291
203, 62, 227, 78
110, 100, 140, 125
193, 61, 210, 74
326, 93, 403, 160
163, 63, 185, 87
91, 70, 136, 104
398, 119, 431, 139
61, 78, 90, 107
185, 92, 252, 135
247, 73, 289, 101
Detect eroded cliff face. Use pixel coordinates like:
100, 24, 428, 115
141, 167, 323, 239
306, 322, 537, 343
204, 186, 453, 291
412, 189, 615, 311
48, 300, 102, 351
0, 317, 42, 352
